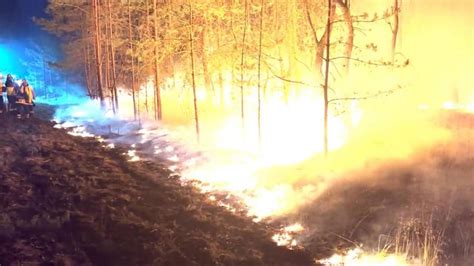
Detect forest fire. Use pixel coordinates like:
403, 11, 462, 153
32, 0, 474, 264
272, 223, 305, 247
318, 248, 408, 266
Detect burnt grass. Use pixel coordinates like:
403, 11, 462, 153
0, 105, 313, 266
294, 111, 474, 265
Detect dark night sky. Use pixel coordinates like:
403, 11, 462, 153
0, 0, 49, 39
0, 0, 59, 77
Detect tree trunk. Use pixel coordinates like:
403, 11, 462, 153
216, 17, 225, 109
199, 24, 212, 94
104, 7, 112, 112
189, 0, 200, 141
392, 0, 399, 63
86, 42, 94, 98
107, 0, 118, 110
128, 0, 137, 120
285, 0, 299, 96
334, 0, 353, 75
257, 0, 264, 143
240, 0, 248, 124
93, 0, 105, 106
315, 4, 336, 80
82, 36, 93, 98
304, 0, 336, 80
153, 0, 162, 120
144, 0, 150, 115
323, 0, 332, 156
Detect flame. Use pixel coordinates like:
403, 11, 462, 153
55, 122, 95, 138
441, 101, 474, 114
318, 248, 409, 266
168, 86, 360, 219
167, 154, 180, 162
468, 102, 474, 113
104, 70, 453, 224
109, 79, 362, 222
272, 223, 304, 247
127, 147, 140, 162
54, 72, 458, 250
442, 101, 456, 110
106, 143, 115, 149
50, 0, 473, 262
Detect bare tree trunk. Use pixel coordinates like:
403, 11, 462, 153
304, 0, 336, 80
82, 37, 93, 98
216, 17, 225, 109
199, 24, 212, 94
145, 78, 149, 114
128, 0, 137, 120
166, 0, 177, 90
150, 0, 157, 117
93, 0, 105, 106
240, 0, 248, 125
189, 0, 200, 141
86, 42, 94, 98
285, 0, 299, 97
143, 0, 150, 115
257, 0, 264, 143
107, 0, 118, 110
334, 0, 353, 75
228, 0, 237, 98
323, 0, 332, 156
105, 52, 112, 111
392, 0, 399, 63
153, 0, 162, 120
104, 7, 113, 112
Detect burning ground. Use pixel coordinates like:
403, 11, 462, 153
0, 104, 312, 265
274, 111, 474, 265
1, 103, 472, 265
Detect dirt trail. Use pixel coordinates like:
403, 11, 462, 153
0, 105, 313, 266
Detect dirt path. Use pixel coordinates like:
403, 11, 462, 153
0, 106, 313, 266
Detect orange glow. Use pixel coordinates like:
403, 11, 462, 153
318, 248, 409, 266
62, 0, 473, 263
272, 223, 304, 247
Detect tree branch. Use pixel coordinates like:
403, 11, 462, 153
328, 86, 401, 104
329, 56, 409, 67
54, 2, 89, 14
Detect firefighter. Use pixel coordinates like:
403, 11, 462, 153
21, 79, 35, 116
5, 74, 18, 112
0, 74, 5, 113
16, 84, 28, 119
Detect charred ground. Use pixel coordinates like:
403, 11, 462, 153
1, 104, 472, 266
289, 111, 474, 265
0, 105, 312, 266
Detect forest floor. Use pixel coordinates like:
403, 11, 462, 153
1, 104, 473, 266
0, 104, 313, 266
291, 110, 474, 265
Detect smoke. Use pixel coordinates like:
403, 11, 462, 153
352, 0, 474, 106
47, 0, 473, 262
275, 111, 474, 263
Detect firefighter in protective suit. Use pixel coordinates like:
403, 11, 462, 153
5, 74, 18, 112
18, 79, 35, 118
0, 75, 5, 113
